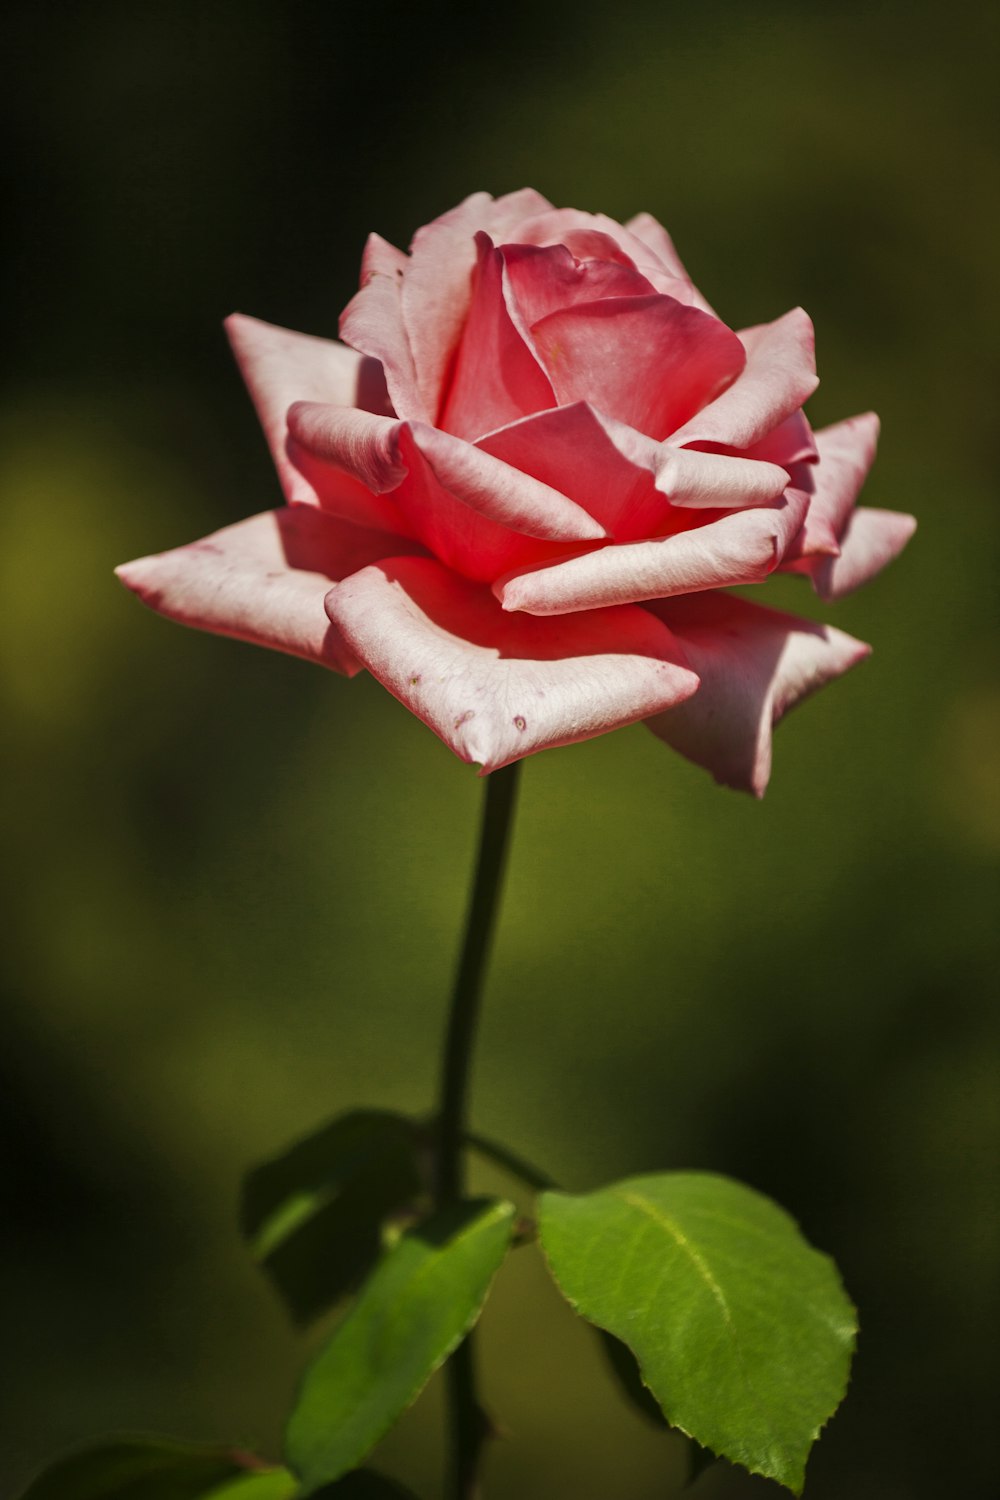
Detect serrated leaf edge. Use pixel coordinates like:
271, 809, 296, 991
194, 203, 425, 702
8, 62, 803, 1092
538, 1186, 858, 1497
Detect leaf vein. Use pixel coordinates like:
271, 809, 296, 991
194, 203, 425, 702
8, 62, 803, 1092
616, 1189, 788, 1463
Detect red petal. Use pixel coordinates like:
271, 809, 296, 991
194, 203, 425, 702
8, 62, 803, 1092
400, 189, 553, 421
438, 234, 555, 440
502, 240, 655, 329
645, 591, 870, 795
324, 556, 699, 770
670, 308, 818, 451
530, 294, 746, 440
496, 492, 809, 615
515, 208, 707, 306
481, 404, 790, 544
288, 402, 605, 582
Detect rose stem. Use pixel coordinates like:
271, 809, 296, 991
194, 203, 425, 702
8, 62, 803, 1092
435, 758, 522, 1500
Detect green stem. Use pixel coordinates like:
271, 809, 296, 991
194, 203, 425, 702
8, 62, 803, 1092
436, 760, 521, 1499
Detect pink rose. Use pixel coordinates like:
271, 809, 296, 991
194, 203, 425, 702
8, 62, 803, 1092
117, 190, 914, 794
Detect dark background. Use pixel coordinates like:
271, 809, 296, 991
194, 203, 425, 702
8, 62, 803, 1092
3, 2, 998, 1497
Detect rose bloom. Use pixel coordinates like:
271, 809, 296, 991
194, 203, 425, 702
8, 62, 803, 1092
118, 190, 914, 794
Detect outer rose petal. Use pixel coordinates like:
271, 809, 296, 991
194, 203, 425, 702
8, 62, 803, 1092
438, 234, 555, 441
324, 556, 700, 771
644, 592, 871, 796
747, 409, 818, 468
779, 413, 916, 596
496, 491, 809, 615
623, 212, 717, 313
287, 401, 605, 583
530, 294, 746, 441
788, 412, 880, 558
339, 233, 428, 422
808, 507, 917, 601
401, 189, 553, 420
116, 506, 421, 675
669, 308, 818, 451
226, 313, 405, 534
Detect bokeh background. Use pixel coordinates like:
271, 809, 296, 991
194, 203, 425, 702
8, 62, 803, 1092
3, 2, 998, 1496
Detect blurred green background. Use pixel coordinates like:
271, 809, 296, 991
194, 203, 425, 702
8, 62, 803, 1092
3, 2, 998, 1496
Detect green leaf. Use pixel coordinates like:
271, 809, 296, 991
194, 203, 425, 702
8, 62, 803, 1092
539, 1172, 856, 1494
17, 1438, 266, 1500
285, 1198, 515, 1493
596, 1333, 717, 1485
241, 1110, 426, 1325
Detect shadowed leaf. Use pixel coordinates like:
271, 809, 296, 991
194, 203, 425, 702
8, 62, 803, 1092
598, 1330, 718, 1485
599, 1329, 668, 1427
17, 1439, 275, 1500
685, 1440, 718, 1488
309, 1473, 420, 1498
203, 1470, 298, 1500
240, 1110, 426, 1324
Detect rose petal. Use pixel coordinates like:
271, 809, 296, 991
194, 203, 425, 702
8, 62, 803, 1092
645, 591, 871, 796
116, 505, 419, 675
779, 485, 838, 565
808, 507, 917, 601
515, 207, 651, 252
288, 401, 606, 581
566, 409, 791, 511
481, 403, 790, 543
478, 403, 665, 540
225, 314, 399, 531
287, 404, 406, 494
669, 308, 818, 451
324, 556, 700, 771
746, 409, 818, 468
800, 413, 880, 550
496, 491, 809, 615
339, 233, 428, 423
438, 234, 555, 440
781, 413, 878, 567
513, 208, 703, 306
288, 402, 605, 540
401, 189, 553, 421
654, 447, 790, 510
502, 240, 656, 329
547, 228, 642, 268
623, 212, 716, 313
530, 294, 746, 441
622, 212, 693, 281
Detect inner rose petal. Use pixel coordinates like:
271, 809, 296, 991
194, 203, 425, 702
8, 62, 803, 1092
528, 294, 746, 441
502, 241, 656, 329
438, 234, 554, 441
